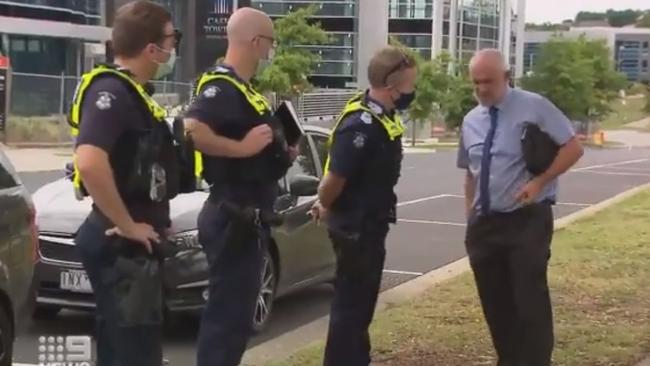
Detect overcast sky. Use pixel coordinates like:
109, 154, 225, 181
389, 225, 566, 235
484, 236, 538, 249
525, 0, 648, 23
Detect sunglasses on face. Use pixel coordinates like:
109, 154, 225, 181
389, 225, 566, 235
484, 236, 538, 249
162, 29, 183, 48
255, 35, 277, 48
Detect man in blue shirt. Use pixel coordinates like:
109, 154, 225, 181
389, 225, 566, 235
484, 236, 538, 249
457, 49, 583, 366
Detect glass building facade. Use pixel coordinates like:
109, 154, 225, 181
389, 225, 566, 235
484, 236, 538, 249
0, 0, 109, 76
0, 0, 102, 25
388, 0, 501, 64
252, 0, 358, 87
615, 39, 650, 82
524, 30, 650, 83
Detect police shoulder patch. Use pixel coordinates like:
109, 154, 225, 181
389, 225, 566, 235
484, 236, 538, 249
352, 132, 366, 149
95, 91, 115, 110
360, 112, 373, 125
203, 86, 220, 98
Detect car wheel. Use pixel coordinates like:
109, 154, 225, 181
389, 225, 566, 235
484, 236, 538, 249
251, 249, 276, 333
32, 305, 61, 320
0, 304, 13, 366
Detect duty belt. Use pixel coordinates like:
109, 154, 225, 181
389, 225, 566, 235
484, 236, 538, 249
219, 200, 284, 227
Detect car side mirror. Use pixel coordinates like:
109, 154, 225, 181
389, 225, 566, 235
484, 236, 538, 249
289, 174, 320, 197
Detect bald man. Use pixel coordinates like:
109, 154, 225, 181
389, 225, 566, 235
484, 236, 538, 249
184, 7, 297, 366
457, 49, 583, 366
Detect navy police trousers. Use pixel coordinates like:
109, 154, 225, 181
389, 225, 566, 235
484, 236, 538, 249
324, 220, 389, 366
196, 201, 267, 366
75, 211, 164, 366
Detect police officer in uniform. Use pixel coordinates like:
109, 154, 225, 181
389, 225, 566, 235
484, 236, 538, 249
71, 2, 185, 365
311, 46, 417, 366
184, 8, 298, 366
458, 49, 583, 366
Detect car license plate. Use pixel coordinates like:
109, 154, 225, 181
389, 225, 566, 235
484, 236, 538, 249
60, 270, 93, 293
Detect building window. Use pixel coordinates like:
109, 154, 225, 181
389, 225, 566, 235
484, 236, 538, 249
11, 39, 26, 52
642, 60, 648, 69
644, 41, 649, 49
28, 39, 40, 53
389, 0, 433, 19
313, 61, 355, 76
390, 34, 432, 48
329, 33, 356, 47
253, 1, 357, 17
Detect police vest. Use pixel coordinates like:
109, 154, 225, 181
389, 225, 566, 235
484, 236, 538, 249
324, 95, 405, 173
325, 95, 405, 216
68, 64, 191, 202
192, 67, 291, 185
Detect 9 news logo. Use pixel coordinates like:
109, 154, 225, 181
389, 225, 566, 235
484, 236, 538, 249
37, 335, 92, 366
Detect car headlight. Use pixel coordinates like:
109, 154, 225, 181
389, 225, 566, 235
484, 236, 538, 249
171, 230, 201, 250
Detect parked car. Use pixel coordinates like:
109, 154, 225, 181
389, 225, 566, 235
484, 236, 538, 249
0, 148, 38, 366
31, 125, 335, 331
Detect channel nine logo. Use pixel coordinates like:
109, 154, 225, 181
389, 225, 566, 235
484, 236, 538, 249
37, 335, 92, 366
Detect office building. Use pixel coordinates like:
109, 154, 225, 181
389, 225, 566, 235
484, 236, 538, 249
524, 27, 650, 82
252, 0, 526, 88
0, 1, 111, 115
102, 0, 526, 89
0, 0, 111, 75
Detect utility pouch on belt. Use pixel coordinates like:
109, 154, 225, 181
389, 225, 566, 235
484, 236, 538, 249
111, 246, 164, 327
327, 210, 365, 242
221, 201, 284, 227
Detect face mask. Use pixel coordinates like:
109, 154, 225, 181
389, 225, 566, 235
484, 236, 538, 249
256, 48, 275, 75
394, 91, 416, 111
154, 48, 176, 80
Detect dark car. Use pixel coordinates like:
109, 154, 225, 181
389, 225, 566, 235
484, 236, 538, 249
0, 148, 38, 366
31, 126, 336, 331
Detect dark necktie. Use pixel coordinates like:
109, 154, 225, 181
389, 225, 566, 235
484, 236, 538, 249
480, 106, 499, 216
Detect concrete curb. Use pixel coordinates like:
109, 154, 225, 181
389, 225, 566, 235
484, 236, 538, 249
243, 182, 650, 366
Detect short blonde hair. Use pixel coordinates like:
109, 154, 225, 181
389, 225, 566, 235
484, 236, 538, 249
367, 46, 417, 88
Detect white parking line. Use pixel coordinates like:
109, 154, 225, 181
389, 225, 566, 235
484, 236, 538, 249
383, 269, 424, 276
599, 166, 650, 173
396, 194, 452, 207
398, 218, 466, 227
556, 202, 591, 207
573, 170, 650, 177
571, 158, 650, 172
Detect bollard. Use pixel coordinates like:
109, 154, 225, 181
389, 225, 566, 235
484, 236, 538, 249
592, 130, 605, 146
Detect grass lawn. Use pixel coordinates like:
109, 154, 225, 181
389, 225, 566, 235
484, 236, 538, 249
599, 97, 649, 130
6, 115, 70, 143
271, 189, 650, 366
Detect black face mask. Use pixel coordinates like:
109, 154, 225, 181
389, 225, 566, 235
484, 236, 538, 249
394, 91, 416, 111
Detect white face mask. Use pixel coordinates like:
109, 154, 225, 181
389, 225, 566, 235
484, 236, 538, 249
154, 48, 176, 79
257, 47, 275, 75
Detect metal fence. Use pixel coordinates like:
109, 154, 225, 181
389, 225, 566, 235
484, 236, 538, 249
6, 72, 192, 143
10, 72, 193, 116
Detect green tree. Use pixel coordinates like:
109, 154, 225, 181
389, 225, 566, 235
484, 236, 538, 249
441, 72, 475, 131
575, 11, 608, 22
575, 37, 627, 119
389, 39, 452, 145
525, 22, 570, 31
637, 11, 650, 28
606, 9, 643, 27
645, 89, 650, 113
254, 6, 330, 98
522, 36, 595, 121
522, 35, 626, 122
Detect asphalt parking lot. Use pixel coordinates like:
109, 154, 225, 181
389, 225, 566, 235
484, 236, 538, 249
13, 147, 650, 365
